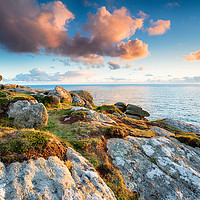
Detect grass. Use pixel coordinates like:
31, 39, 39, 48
95, 104, 122, 115
0, 127, 68, 166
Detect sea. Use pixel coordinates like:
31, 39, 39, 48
28, 84, 200, 126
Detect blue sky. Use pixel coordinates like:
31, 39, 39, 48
0, 0, 200, 84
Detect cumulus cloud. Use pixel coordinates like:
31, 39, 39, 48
183, 50, 200, 62
148, 19, 171, 35
0, 1, 150, 63
108, 61, 121, 70
0, 0, 74, 52
10, 68, 95, 82
84, 7, 143, 44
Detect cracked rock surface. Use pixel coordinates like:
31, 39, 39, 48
107, 136, 200, 200
0, 148, 116, 200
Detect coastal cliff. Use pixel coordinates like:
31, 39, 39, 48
0, 84, 200, 200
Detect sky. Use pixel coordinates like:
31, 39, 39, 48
0, 0, 200, 84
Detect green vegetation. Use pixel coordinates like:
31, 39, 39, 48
96, 104, 122, 114
0, 127, 68, 165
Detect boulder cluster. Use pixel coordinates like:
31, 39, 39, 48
115, 102, 150, 120
1, 85, 94, 128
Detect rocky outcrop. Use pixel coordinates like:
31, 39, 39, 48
70, 90, 93, 104
0, 75, 2, 82
125, 104, 150, 120
107, 136, 200, 200
151, 126, 175, 137
0, 148, 116, 200
71, 93, 92, 109
49, 86, 72, 103
164, 118, 200, 135
7, 100, 48, 128
114, 102, 126, 112
71, 107, 116, 125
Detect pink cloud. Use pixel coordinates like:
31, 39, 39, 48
115, 39, 149, 60
148, 19, 171, 35
84, 6, 144, 44
183, 50, 200, 62
0, 1, 149, 64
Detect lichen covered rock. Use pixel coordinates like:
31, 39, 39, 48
107, 136, 200, 200
0, 148, 116, 200
49, 86, 72, 103
70, 90, 93, 104
7, 100, 48, 128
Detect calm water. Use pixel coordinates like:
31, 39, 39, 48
28, 84, 200, 126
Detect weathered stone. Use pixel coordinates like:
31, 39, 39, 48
107, 136, 200, 200
7, 100, 48, 128
114, 102, 126, 112
71, 107, 116, 125
126, 114, 140, 120
125, 104, 150, 118
0, 149, 116, 200
151, 126, 175, 137
67, 148, 116, 199
49, 86, 72, 103
164, 118, 200, 135
29, 100, 38, 105
71, 93, 85, 105
70, 90, 93, 104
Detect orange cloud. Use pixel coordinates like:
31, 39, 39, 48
115, 39, 149, 60
84, 7, 144, 44
0, 0, 74, 52
0, 1, 149, 64
148, 19, 171, 35
183, 50, 200, 62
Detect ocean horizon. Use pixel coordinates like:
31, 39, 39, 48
28, 84, 200, 126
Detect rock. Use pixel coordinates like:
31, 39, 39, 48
113, 112, 121, 117
49, 86, 72, 103
71, 107, 116, 125
0, 149, 116, 200
122, 113, 127, 117
125, 104, 150, 119
126, 114, 141, 120
67, 147, 116, 199
29, 100, 38, 105
114, 102, 126, 112
7, 100, 48, 128
71, 93, 92, 109
151, 126, 175, 137
163, 118, 200, 135
107, 136, 200, 200
71, 93, 85, 106
51, 95, 60, 105
0, 75, 2, 82
70, 90, 93, 104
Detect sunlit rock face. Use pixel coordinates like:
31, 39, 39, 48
0, 148, 116, 200
49, 86, 72, 103
164, 118, 200, 135
107, 136, 200, 200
